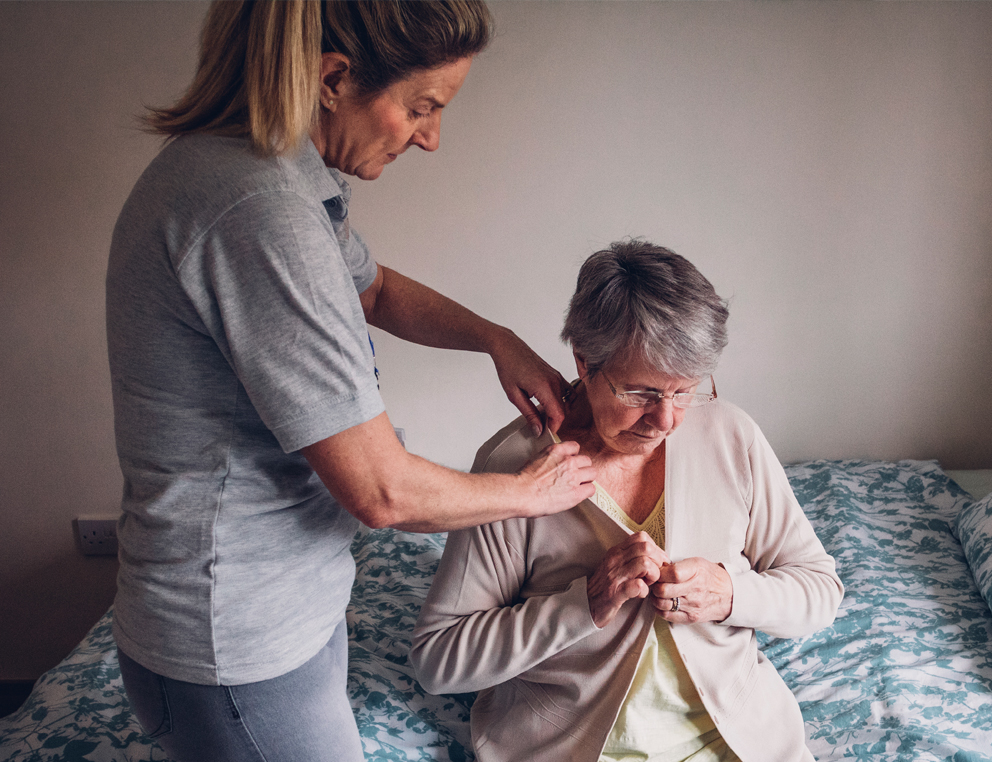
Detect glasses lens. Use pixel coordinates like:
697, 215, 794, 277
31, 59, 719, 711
674, 394, 711, 409
616, 380, 714, 409
621, 392, 658, 408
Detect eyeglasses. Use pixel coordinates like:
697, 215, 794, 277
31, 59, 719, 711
602, 373, 717, 409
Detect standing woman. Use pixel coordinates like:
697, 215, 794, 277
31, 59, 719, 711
105, 2, 595, 761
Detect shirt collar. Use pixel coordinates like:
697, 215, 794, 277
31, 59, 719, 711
296, 138, 352, 206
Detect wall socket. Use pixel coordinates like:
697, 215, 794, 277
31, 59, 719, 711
76, 516, 119, 556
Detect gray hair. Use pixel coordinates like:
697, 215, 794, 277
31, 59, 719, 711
561, 240, 729, 380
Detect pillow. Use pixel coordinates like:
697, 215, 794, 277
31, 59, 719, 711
955, 491, 992, 613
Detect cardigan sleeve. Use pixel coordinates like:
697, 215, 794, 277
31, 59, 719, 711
720, 422, 844, 638
409, 517, 600, 695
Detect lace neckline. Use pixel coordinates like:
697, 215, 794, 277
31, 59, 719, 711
593, 484, 666, 548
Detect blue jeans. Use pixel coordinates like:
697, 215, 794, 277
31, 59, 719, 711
117, 621, 363, 762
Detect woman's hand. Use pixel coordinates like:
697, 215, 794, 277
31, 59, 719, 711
360, 267, 571, 436
518, 441, 596, 516
650, 557, 734, 624
487, 326, 573, 436
587, 532, 670, 628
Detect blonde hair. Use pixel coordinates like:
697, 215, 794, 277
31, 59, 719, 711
144, 0, 492, 157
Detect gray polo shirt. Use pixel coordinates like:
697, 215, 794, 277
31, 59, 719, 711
106, 135, 383, 685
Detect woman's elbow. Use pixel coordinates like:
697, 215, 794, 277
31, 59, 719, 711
797, 572, 845, 634
409, 639, 453, 695
820, 573, 845, 627
409, 629, 488, 695
355, 504, 393, 530
346, 485, 410, 530
411, 666, 447, 696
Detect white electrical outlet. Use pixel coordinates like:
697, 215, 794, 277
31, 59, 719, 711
76, 516, 120, 556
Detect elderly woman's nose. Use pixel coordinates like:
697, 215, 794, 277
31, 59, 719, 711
642, 399, 675, 430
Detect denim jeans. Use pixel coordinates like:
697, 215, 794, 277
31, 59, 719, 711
117, 620, 363, 762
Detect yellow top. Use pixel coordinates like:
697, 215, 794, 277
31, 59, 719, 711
592, 486, 733, 762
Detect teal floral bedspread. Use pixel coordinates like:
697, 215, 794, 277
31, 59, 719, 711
2, 460, 990, 762
763, 460, 992, 761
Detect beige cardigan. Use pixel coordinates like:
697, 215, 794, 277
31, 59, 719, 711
410, 401, 843, 762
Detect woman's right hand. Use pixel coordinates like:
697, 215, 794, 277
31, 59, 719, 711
587, 532, 670, 628
518, 440, 596, 517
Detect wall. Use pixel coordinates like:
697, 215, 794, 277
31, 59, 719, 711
0, 2, 205, 681
1, 1, 990, 680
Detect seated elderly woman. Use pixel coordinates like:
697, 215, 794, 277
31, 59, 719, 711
410, 240, 843, 762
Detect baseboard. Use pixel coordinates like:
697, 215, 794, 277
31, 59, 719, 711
0, 680, 36, 719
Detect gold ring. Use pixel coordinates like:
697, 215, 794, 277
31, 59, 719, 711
672, 597, 680, 613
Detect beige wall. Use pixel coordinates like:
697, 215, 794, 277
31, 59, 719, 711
1, 1, 990, 680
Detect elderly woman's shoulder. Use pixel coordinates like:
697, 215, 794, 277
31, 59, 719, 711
470, 416, 550, 476
686, 399, 765, 448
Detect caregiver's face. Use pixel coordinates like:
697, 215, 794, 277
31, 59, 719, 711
319, 56, 473, 181
576, 351, 698, 457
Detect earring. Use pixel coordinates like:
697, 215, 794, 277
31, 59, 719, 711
325, 99, 337, 113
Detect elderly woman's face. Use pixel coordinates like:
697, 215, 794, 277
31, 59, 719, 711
316, 56, 473, 181
576, 352, 699, 457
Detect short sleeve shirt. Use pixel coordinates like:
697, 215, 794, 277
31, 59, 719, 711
106, 135, 383, 685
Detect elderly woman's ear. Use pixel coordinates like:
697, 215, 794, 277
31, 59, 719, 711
573, 350, 590, 380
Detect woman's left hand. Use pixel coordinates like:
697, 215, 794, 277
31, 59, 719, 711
650, 557, 734, 624
488, 327, 572, 436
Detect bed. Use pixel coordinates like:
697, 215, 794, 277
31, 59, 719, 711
2, 459, 992, 762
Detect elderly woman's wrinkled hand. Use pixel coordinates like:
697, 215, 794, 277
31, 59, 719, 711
587, 532, 670, 628
650, 557, 734, 624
